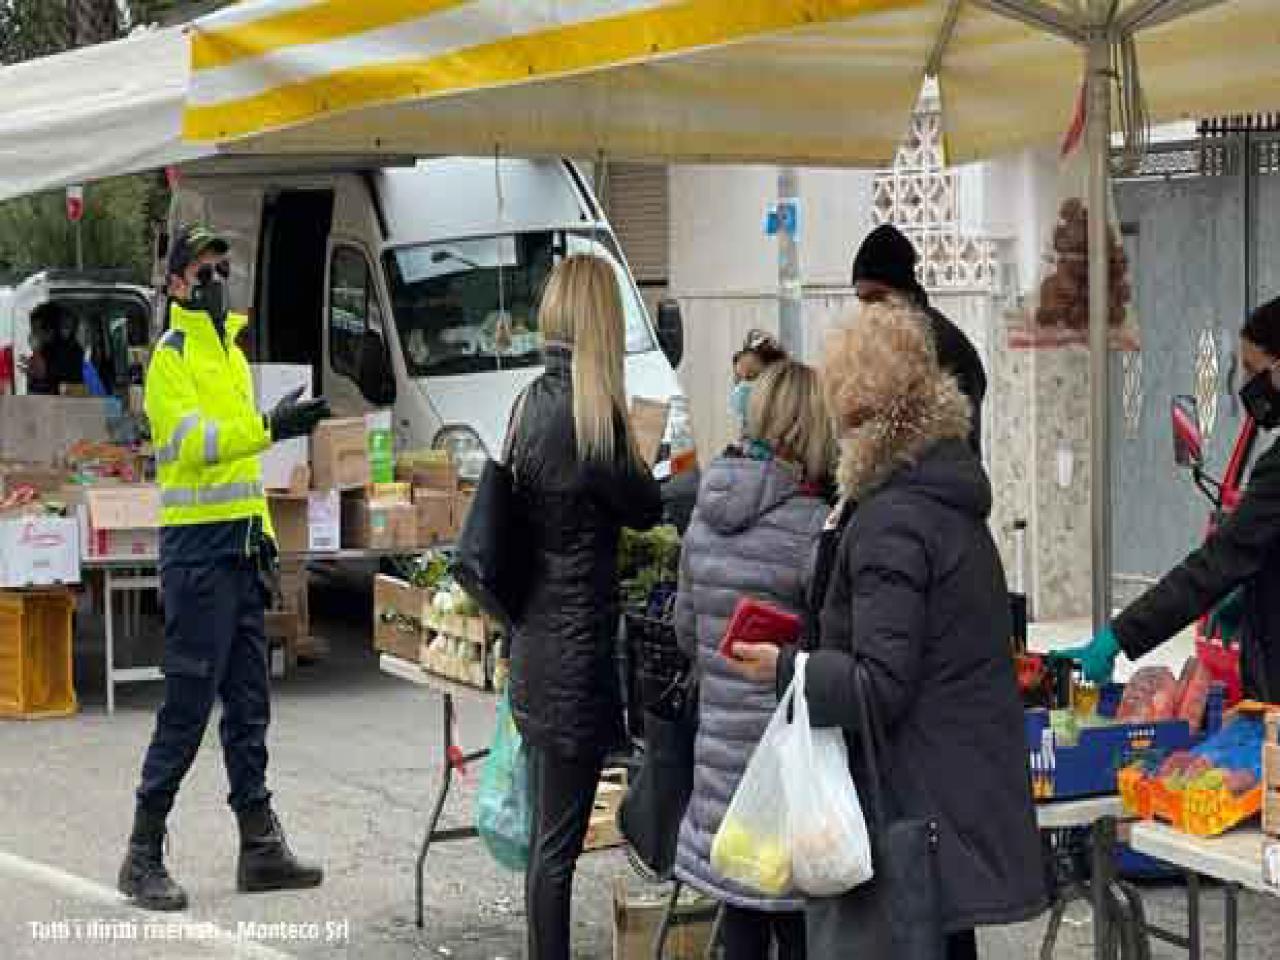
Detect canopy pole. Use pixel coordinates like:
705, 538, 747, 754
1086, 31, 1113, 634
777, 166, 802, 354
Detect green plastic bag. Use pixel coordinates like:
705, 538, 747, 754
476, 689, 531, 871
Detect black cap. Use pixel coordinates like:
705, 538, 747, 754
168, 224, 229, 278
851, 224, 921, 295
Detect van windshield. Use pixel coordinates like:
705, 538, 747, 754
384, 229, 655, 377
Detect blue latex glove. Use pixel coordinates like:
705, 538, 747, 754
1059, 625, 1121, 684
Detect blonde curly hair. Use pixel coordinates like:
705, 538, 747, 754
822, 298, 971, 496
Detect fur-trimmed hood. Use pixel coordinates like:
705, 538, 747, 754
838, 371, 975, 503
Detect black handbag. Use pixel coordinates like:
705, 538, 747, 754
617, 670, 698, 880
852, 664, 945, 960
451, 392, 531, 629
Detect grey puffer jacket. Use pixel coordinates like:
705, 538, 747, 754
673, 453, 827, 911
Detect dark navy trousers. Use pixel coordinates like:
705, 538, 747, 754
136, 558, 272, 816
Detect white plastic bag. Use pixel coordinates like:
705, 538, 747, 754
710, 673, 796, 896
781, 654, 874, 896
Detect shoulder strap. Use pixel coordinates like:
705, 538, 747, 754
852, 662, 890, 833
501, 385, 532, 467
802, 498, 855, 649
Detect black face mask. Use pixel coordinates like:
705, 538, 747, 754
1240, 366, 1280, 429
188, 262, 230, 327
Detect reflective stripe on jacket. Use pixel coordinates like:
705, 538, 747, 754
146, 303, 273, 535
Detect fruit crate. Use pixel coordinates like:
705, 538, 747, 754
0, 589, 77, 719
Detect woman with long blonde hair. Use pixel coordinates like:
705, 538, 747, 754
507, 254, 662, 960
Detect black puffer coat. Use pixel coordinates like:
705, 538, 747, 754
778, 441, 1046, 947
509, 347, 663, 758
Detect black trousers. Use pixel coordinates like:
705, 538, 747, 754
721, 905, 806, 960
136, 560, 272, 816
525, 744, 604, 960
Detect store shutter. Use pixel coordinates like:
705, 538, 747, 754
604, 163, 670, 291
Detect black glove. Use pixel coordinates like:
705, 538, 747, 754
266, 397, 331, 442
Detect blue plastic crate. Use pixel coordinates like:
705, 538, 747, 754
1026, 709, 1194, 800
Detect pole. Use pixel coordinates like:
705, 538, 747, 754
75, 221, 84, 271
777, 166, 802, 355
1085, 33, 1113, 634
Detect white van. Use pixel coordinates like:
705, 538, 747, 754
0, 270, 153, 397
165, 157, 696, 513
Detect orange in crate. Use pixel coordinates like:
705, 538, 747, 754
0, 590, 77, 719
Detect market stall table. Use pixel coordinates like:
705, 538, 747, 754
1128, 822, 1277, 959
86, 548, 420, 714
379, 652, 498, 930
1037, 797, 1125, 960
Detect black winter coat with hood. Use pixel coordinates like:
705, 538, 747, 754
508, 346, 663, 758
778, 438, 1045, 946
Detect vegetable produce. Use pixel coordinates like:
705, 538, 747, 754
711, 817, 791, 896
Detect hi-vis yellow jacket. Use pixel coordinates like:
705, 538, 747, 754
146, 303, 273, 535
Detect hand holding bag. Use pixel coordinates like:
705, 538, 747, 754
451, 390, 530, 629
852, 663, 945, 960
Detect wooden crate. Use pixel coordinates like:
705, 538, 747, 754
584, 768, 628, 852
612, 876, 717, 960
373, 575, 427, 661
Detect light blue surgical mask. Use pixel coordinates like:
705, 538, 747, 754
729, 380, 754, 434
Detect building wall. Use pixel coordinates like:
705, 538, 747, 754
659, 152, 1105, 621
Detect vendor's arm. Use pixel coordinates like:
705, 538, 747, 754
778, 504, 928, 733
146, 338, 270, 469
1114, 448, 1280, 659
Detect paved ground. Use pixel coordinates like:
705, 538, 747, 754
1, 581, 1278, 958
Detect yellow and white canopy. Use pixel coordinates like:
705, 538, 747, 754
183, 0, 1280, 166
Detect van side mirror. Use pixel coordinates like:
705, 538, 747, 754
358, 330, 395, 406
1172, 395, 1204, 469
656, 298, 684, 369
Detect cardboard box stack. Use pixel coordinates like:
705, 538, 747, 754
342, 483, 416, 550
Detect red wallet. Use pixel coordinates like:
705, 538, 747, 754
719, 597, 802, 658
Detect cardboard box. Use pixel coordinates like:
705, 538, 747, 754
312, 417, 369, 490
396, 455, 458, 492
264, 610, 301, 642
1268, 742, 1280, 790
81, 484, 160, 559
1265, 787, 1280, 838
0, 516, 81, 587
342, 491, 413, 550
413, 489, 456, 545
268, 490, 341, 554
374, 574, 428, 659
612, 876, 715, 960
253, 364, 313, 491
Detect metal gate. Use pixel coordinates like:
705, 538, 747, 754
1110, 121, 1280, 599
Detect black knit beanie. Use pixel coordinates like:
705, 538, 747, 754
1243, 296, 1280, 357
851, 224, 922, 295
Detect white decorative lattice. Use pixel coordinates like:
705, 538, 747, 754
1195, 328, 1221, 438
872, 92, 1000, 292
1122, 352, 1144, 439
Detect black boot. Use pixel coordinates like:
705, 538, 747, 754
118, 807, 189, 911
236, 803, 323, 893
